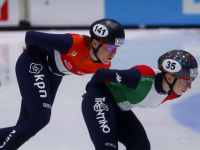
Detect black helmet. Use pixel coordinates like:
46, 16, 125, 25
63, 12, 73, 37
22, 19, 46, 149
90, 18, 125, 46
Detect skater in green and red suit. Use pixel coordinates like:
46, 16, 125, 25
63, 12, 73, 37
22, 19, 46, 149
82, 50, 198, 150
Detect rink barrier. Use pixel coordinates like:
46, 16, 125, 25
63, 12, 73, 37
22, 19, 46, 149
0, 0, 200, 30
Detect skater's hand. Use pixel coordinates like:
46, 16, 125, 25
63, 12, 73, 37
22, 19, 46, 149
85, 82, 90, 91
82, 93, 86, 98
82, 82, 90, 98
23, 47, 27, 51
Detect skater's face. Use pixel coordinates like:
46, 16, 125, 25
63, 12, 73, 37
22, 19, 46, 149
165, 74, 192, 95
92, 40, 117, 64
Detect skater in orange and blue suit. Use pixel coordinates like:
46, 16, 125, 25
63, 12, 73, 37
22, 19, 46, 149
0, 19, 125, 150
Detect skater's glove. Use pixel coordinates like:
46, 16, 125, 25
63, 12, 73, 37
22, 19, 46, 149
82, 93, 86, 98
82, 82, 90, 98
85, 82, 90, 91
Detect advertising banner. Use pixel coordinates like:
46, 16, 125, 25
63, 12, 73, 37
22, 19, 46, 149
0, 0, 20, 26
29, 0, 104, 26
105, 0, 200, 26
0, 0, 8, 21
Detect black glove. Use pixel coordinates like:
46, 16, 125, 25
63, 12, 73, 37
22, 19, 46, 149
82, 81, 90, 98
85, 81, 90, 91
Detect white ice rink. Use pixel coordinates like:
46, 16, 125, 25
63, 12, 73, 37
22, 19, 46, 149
0, 28, 200, 150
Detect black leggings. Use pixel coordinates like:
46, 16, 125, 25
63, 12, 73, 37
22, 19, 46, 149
82, 85, 150, 150
0, 49, 62, 150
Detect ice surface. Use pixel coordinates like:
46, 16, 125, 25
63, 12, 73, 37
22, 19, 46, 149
0, 28, 200, 150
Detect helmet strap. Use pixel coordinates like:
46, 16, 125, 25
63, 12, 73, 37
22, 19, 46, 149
164, 77, 177, 95
92, 44, 102, 63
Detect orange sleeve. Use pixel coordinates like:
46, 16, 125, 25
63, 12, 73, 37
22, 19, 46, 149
77, 58, 111, 74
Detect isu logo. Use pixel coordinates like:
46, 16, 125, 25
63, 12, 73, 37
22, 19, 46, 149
0, 0, 8, 21
190, 68, 198, 77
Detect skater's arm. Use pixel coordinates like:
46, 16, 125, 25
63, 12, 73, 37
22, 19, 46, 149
88, 68, 141, 89
25, 30, 73, 54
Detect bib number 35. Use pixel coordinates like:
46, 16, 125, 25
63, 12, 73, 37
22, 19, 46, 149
162, 59, 181, 72
166, 61, 176, 70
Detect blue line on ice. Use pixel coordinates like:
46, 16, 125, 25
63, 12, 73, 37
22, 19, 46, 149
171, 93, 200, 133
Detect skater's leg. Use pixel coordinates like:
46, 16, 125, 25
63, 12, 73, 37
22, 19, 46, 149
16, 100, 29, 126
117, 111, 150, 150
0, 50, 53, 150
82, 86, 119, 150
49, 73, 62, 106
0, 96, 29, 143
0, 127, 15, 144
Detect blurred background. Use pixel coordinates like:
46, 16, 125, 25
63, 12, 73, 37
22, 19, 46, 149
0, 0, 200, 29
0, 0, 200, 150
